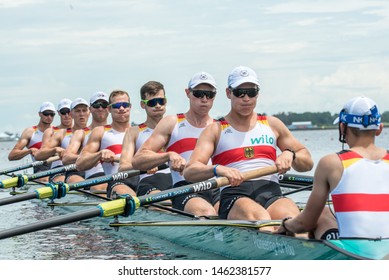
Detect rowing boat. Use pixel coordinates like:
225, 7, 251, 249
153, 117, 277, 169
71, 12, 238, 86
1, 168, 389, 260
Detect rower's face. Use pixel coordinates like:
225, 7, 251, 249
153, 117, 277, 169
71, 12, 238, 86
227, 82, 259, 116
142, 89, 167, 119
109, 94, 130, 124
186, 83, 216, 114
90, 100, 109, 123
58, 108, 73, 128
71, 105, 90, 128
39, 111, 55, 125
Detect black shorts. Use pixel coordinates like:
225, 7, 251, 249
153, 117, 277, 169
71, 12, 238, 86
218, 180, 283, 219
107, 175, 140, 198
49, 165, 65, 182
136, 173, 172, 196
65, 170, 85, 182
171, 180, 220, 211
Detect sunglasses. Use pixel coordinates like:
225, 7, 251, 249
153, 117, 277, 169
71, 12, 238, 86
109, 102, 131, 109
91, 101, 109, 109
59, 108, 71, 115
191, 90, 216, 99
231, 88, 259, 98
42, 111, 55, 117
141, 97, 167, 107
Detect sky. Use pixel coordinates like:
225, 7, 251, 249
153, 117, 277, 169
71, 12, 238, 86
1, 0, 389, 134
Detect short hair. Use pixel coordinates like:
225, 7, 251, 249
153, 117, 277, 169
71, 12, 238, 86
140, 81, 165, 100
109, 90, 129, 104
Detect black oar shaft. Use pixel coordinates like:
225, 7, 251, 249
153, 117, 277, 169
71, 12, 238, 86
0, 193, 37, 206
0, 156, 60, 175
0, 208, 101, 240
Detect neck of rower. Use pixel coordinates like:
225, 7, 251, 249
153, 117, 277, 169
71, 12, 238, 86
185, 110, 213, 128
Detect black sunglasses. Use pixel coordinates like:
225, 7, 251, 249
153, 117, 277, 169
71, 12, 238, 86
42, 111, 55, 117
231, 88, 259, 98
91, 101, 109, 109
191, 90, 216, 99
109, 102, 131, 109
59, 108, 70, 115
142, 97, 167, 107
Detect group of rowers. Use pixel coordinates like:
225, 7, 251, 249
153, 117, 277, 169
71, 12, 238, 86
8, 65, 389, 241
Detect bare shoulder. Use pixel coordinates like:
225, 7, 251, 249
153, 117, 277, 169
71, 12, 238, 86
154, 114, 177, 134
315, 153, 343, 187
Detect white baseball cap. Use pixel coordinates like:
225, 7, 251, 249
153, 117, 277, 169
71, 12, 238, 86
57, 98, 72, 111
90, 91, 109, 105
39, 101, 56, 113
228, 66, 260, 88
333, 96, 381, 130
70, 97, 89, 110
188, 72, 217, 89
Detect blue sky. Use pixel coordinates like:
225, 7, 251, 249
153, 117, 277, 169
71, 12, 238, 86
1, 0, 389, 134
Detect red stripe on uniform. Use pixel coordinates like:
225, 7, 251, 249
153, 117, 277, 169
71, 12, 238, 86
29, 142, 42, 149
332, 193, 389, 212
166, 138, 197, 154
106, 144, 122, 155
212, 145, 276, 166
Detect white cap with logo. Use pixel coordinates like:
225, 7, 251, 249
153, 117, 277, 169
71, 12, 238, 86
188, 72, 217, 89
71, 98, 89, 110
333, 96, 381, 130
39, 101, 56, 113
57, 98, 72, 111
228, 66, 260, 88
90, 91, 109, 105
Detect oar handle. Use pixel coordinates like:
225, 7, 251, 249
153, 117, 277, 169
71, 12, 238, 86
45, 155, 60, 164
215, 165, 278, 186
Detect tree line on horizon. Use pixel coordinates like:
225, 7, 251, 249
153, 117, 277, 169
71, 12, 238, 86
273, 111, 389, 126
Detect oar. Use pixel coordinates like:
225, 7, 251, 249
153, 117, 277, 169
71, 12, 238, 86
0, 156, 60, 175
109, 219, 281, 229
282, 184, 313, 196
0, 165, 278, 240
0, 163, 76, 189
279, 173, 313, 186
0, 170, 140, 207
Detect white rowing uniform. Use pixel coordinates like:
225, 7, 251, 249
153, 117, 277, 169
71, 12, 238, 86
82, 128, 104, 179
212, 114, 278, 191
100, 125, 124, 175
135, 123, 170, 181
166, 113, 211, 185
331, 150, 389, 239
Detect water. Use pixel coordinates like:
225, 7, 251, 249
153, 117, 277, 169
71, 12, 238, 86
1, 128, 389, 260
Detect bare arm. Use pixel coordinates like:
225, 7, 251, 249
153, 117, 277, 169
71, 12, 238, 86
76, 127, 104, 171
132, 115, 179, 171
184, 122, 245, 186
280, 154, 341, 233
34, 129, 63, 161
8, 128, 34, 160
62, 130, 84, 165
268, 116, 314, 173
118, 127, 137, 171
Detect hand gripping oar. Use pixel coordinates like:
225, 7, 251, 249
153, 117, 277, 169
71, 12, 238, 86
0, 165, 278, 240
0, 156, 60, 176
0, 163, 76, 189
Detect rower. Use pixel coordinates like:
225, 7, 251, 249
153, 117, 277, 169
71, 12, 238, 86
117, 81, 172, 197
8, 101, 56, 181
132, 72, 219, 216
35, 98, 91, 183
62, 92, 110, 189
278, 96, 389, 240
184, 66, 313, 226
35, 98, 73, 181
76, 90, 137, 196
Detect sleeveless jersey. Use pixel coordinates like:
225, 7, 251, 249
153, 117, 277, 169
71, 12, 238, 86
100, 125, 125, 175
135, 123, 170, 181
166, 113, 210, 185
331, 150, 389, 238
82, 128, 104, 178
50, 126, 65, 168
212, 115, 278, 190
27, 126, 44, 161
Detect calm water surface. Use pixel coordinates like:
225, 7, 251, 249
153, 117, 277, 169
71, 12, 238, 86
1, 128, 388, 260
